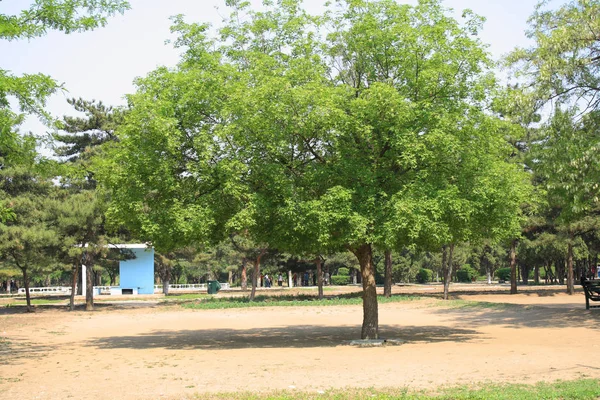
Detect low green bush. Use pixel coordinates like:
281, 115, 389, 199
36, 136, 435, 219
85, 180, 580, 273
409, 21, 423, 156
495, 267, 511, 281
416, 268, 433, 283
336, 267, 350, 276
331, 275, 350, 285
456, 265, 478, 283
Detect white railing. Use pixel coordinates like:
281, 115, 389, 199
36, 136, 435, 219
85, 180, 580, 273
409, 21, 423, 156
15, 283, 231, 296
154, 283, 230, 293
17, 286, 72, 295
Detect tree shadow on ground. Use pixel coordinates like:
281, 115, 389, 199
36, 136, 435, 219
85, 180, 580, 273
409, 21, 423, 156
0, 337, 54, 365
0, 302, 159, 315
86, 324, 481, 351
414, 287, 582, 298
430, 303, 600, 330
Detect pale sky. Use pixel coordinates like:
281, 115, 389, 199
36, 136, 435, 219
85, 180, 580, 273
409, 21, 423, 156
1, 0, 541, 137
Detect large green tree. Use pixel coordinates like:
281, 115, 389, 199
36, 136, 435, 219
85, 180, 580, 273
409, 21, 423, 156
102, 0, 530, 339
507, 0, 600, 294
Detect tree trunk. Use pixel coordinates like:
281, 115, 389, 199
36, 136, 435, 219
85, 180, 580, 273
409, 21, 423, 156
443, 244, 454, 300
316, 256, 324, 299
383, 249, 392, 298
534, 265, 540, 284
509, 239, 517, 294
566, 240, 574, 295
249, 250, 266, 301
69, 262, 79, 311
228, 270, 233, 285
77, 264, 83, 295
163, 279, 169, 295
241, 258, 248, 291
86, 260, 94, 311
352, 244, 378, 340
521, 264, 528, 285
22, 267, 32, 313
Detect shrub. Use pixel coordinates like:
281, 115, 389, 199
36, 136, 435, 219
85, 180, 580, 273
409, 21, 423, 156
495, 267, 511, 282
331, 275, 350, 285
416, 268, 433, 283
337, 267, 350, 276
456, 265, 478, 283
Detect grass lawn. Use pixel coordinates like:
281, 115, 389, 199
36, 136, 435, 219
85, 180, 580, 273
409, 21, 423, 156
180, 293, 426, 310
195, 379, 600, 400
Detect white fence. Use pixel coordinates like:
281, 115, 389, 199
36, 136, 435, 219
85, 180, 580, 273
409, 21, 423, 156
154, 283, 230, 293
17, 286, 72, 295
15, 283, 230, 296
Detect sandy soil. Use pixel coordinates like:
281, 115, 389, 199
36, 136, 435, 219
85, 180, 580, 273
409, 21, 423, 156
0, 286, 599, 399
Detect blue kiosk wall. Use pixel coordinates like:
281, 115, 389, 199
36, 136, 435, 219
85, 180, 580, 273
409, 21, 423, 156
120, 247, 155, 295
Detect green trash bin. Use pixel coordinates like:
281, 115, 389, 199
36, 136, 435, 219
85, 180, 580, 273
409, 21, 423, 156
207, 280, 221, 294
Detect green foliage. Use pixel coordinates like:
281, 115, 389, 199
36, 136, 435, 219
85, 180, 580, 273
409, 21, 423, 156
0, 1, 129, 119
495, 267, 511, 282
416, 268, 433, 284
336, 267, 350, 276
456, 265, 478, 283
506, 0, 600, 115
331, 275, 350, 286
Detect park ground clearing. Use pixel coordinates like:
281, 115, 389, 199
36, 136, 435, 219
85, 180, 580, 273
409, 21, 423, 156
0, 285, 599, 399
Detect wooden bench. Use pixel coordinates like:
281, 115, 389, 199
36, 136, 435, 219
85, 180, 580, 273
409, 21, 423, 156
580, 278, 600, 310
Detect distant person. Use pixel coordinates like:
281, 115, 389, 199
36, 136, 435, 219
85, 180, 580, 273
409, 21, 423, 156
278, 273, 283, 287
303, 272, 309, 287
324, 272, 330, 286
264, 274, 270, 288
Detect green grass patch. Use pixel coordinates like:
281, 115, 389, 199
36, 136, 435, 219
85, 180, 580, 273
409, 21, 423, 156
192, 379, 600, 400
163, 293, 211, 300
4, 298, 66, 306
181, 293, 422, 310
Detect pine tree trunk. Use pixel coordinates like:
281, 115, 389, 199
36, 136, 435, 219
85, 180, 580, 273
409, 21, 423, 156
567, 241, 574, 295
86, 260, 94, 311
241, 258, 248, 291
353, 244, 378, 339
510, 239, 517, 294
163, 279, 169, 295
384, 249, 392, 298
316, 257, 324, 299
443, 244, 454, 300
534, 265, 539, 284
22, 267, 32, 313
69, 262, 79, 311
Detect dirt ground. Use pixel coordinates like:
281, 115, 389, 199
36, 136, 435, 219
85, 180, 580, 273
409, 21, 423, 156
0, 285, 599, 399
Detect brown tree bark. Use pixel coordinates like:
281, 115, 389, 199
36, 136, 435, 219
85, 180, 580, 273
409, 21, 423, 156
241, 257, 248, 291
69, 261, 79, 311
316, 256, 324, 300
509, 239, 518, 294
249, 250, 266, 301
383, 249, 392, 298
85, 257, 94, 311
534, 265, 540, 285
566, 240, 574, 295
443, 244, 454, 300
352, 244, 378, 339
22, 267, 32, 313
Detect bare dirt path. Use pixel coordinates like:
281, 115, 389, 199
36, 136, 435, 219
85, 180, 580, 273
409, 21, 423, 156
0, 289, 598, 399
